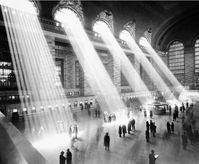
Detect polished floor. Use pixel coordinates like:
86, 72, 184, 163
32, 103, 199, 164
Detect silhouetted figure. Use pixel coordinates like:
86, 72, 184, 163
150, 120, 153, 133
186, 101, 189, 109
132, 119, 135, 131
144, 109, 147, 117
146, 121, 150, 131
122, 125, 127, 137
97, 109, 101, 118
168, 105, 171, 115
175, 105, 179, 118
149, 149, 157, 164
95, 109, 98, 118
150, 110, 153, 118
173, 112, 176, 121
104, 132, 110, 151
118, 125, 122, 137
59, 151, 65, 164
66, 149, 72, 164
153, 122, 156, 137
108, 115, 112, 122
167, 122, 171, 134
127, 122, 131, 134
171, 122, 174, 133
146, 130, 150, 142
80, 103, 83, 110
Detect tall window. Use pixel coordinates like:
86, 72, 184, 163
75, 61, 80, 87
121, 72, 129, 86
195, 39, 199, 73
168, 41, 184, 74
55, 59, 64, 86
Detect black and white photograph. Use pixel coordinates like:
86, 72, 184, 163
0, 0, 199, 164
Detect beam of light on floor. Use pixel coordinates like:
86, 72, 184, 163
93, 21, 154, 104
139, 37, 185, 98
1, 0, 74, 142
119, 30, 179, 104
54, 9, 127, 116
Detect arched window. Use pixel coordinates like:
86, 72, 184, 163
194, 39, 199, 73
168, 41, 184, 74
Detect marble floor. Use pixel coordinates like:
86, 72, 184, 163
29, 104, 199, 164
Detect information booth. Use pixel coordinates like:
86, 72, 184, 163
147, 102, 168, 115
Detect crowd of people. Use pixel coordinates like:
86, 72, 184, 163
59, 98, 199, 164
145, 120, 157, 142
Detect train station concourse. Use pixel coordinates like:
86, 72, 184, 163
0, 0, 199, 164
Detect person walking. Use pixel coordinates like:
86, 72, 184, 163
146, 121, 150, 131
169, 105, 171, 115
127, 122, 131, 134
153, 122, 156, 137
66, 149, 72, 164
104, 132, 110, 151
173, 112, 176, 121
186, 101, 189, 109
171, 122, 174, 133
146, 129, 150, 142
122, 125, 127, 137
59, 151, 65, 164
132, 119, 135, 131
167, 121, 171, 134
118, 125, 122, 137
144, 109, 147, 117
150, 120, 153, 133
149, 149, 157, 164
150, 110, 153, 118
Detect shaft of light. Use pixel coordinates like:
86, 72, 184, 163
120, 30, 178, 102
55, 9, 127, 114
139, 37, 184, 96
0, 0, 37, 15
2, 0, 73, 140
93, 21, 153, 104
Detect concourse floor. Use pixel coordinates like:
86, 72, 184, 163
26, 105, 199, 164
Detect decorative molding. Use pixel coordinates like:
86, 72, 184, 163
156, 50, 168, 56
32, 0, 41, 15
144, 28, 152, 44
123, 20, 136, 39
52, 0, 84, 24
94, 10, 114, 33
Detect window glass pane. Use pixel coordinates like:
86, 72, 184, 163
168, 41, 184, 74
195, 39, 199, 73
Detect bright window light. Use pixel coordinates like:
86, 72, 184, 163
0, 0, 37, 15
93, 21, 109, 34
119, 30, 131, 42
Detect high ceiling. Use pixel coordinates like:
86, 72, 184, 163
38, 0, 199, 50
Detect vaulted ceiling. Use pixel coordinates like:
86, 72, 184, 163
37, 1, 199, 50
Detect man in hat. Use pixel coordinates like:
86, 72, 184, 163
59, 151, 65, 164
66, 149, 72, 164
149, 149, 157, 164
